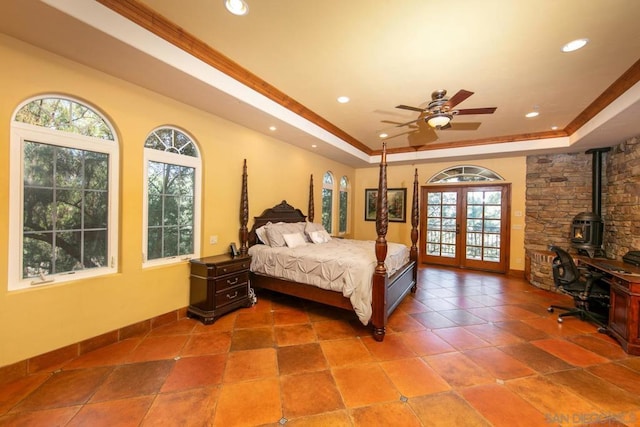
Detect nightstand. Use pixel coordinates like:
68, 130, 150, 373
187, 254, 254, 324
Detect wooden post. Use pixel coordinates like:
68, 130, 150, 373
372, 143, 388, 341
308, 174, 314, 222
239, 159, 249, 255
410, 168, 419, 289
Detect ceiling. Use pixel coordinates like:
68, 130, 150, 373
2, 0, 640, 167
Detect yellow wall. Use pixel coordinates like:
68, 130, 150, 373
0, 35, 354, 366
352, 158, 527, 271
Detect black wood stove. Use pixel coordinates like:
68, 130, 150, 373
570, 148, 609, 258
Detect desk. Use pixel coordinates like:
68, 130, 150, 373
578, 257, 640, 355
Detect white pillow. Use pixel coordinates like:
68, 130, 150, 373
309, 230, 332, 244
283, 232, 308, 248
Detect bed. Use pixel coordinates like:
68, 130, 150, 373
238, 144, 419, 341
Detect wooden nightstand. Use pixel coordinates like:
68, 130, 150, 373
187, 254, 254, 324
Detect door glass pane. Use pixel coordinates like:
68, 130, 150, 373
425, 192, 457, 258
467, 191, 483, 204
485, 191, 501, 204
465, 189, 502, 263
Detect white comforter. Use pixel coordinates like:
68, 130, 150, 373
248, 239, 409, 325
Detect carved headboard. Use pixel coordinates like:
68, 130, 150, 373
247, 200, 307, 246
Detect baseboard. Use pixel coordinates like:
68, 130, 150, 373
0, 306, 188, 385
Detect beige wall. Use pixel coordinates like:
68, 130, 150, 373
352, 158, 527, 270
0, 35, 354, 366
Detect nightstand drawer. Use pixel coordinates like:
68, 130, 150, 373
215, 272, 249, 291
190, 257, 251, 278
215, 284, 249, 307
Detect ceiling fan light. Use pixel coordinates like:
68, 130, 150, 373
427, 113, 451, 128
225, 0, 249, 16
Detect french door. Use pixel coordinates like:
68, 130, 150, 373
420, 184, 511, 273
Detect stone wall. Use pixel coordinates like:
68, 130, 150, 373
525, 152, 598, 253
604, 136, 640, 258
524, 135, 640, 289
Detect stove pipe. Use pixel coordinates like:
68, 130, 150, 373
587, 147, 608, 216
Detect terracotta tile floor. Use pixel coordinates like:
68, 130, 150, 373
2, 266, 640, 426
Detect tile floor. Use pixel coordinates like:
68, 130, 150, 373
2, 265, 640, 426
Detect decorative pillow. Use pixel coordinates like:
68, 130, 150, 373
308, 229, 332, 244
265, 222, 307, 247
304, 222, 326, 241
255, 222, 271, 245
282, 232, 308, 248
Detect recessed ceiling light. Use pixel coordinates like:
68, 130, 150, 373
311, 144, 317, 148
225, 0, 249, 16
551, 125, 559, 130
269, 126, 277, 131
337, 96, 350, 104
379, 133, 388, 138
562, 38, 588, 53
525, 111, 539, 118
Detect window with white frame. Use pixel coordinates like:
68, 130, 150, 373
321, 171, 334, 233
9, 96, 119, 290
143, 127, 201, 264
339, 176, 349, 234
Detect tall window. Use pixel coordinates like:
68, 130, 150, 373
9, 96, 119, 290
322, 171, 334, 233
339, 176, 349, 234
143, 127, 201, 264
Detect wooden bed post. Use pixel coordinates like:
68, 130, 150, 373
410, 168, 419, 289
372, 143, 389, 341
308, 174, 314, 222
239, 159, 249, 255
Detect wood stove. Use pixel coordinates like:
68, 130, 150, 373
570, 148, 609, 258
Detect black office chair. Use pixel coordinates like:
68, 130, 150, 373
547, 245, 609, 331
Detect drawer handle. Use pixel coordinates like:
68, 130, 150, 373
226, 291, 238, 300
222, 268, 228, 273
227, 277, 239, 286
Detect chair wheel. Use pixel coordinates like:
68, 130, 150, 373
547, 307, 554, 313
597, 327, 607, 334
557, 317, 563, 323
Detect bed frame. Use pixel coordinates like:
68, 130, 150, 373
239, 144, 419, 341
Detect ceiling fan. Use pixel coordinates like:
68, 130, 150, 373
395, 89, 497, 130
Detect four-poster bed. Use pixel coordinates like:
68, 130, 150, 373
239, 144, 419, 341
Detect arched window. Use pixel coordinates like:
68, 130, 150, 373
322, 171, 334, 233
143, 127, 201, 264
9, 96, 119, 290
339, 176, 349, 234
428, 165, 503, 183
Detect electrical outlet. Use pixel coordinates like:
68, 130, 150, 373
209, 235, 218, 245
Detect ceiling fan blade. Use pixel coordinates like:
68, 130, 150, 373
408, 126, 438, 146
385, 129, 419, 140
382, 120, 417, 128
444, 89, 473, 109
395, 104, 425, 112
395, 118, 420, 127
446, 122, 482, 131
456, 107, 497, 115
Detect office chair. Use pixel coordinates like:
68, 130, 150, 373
547, 245, 609, 332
